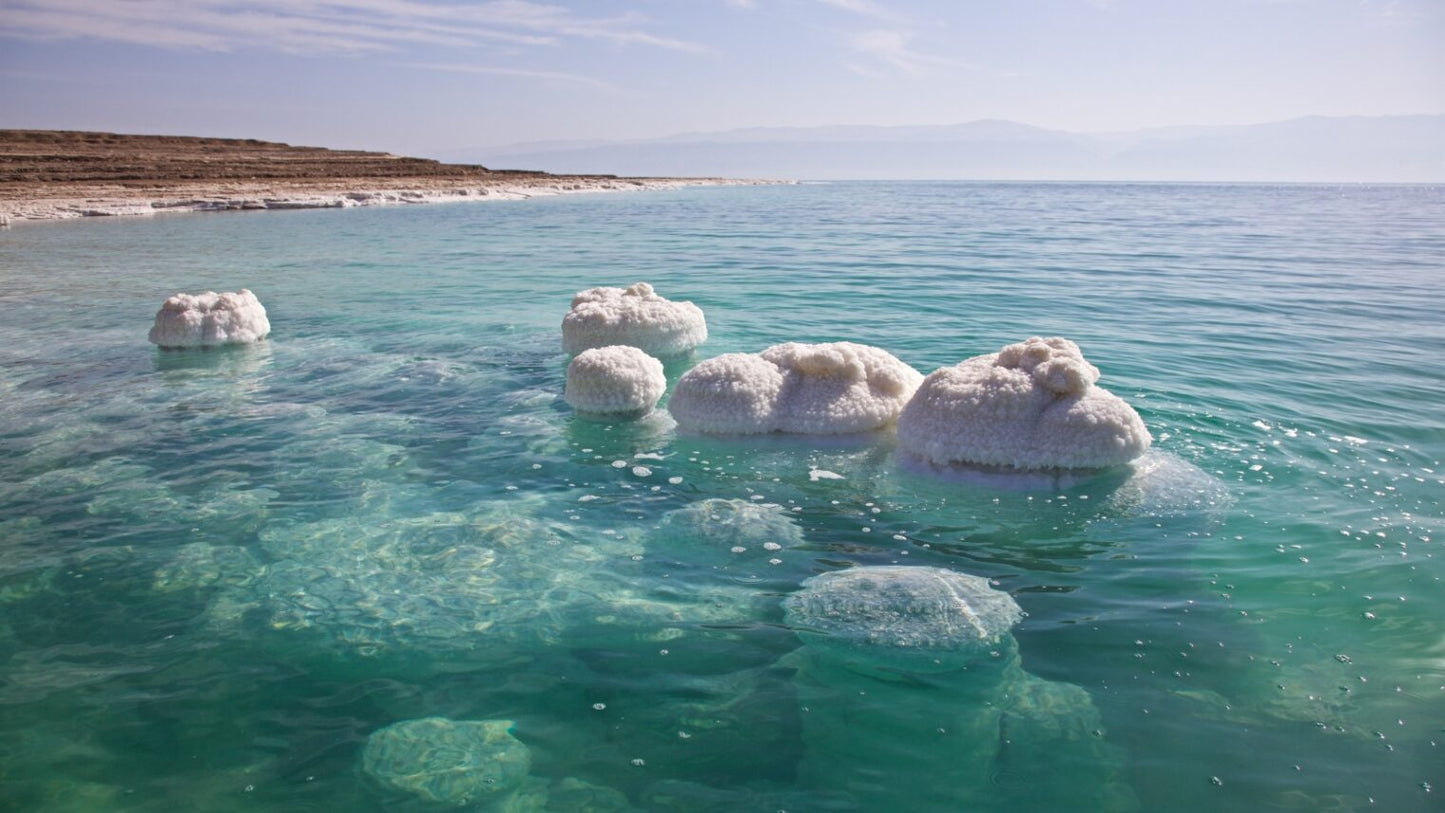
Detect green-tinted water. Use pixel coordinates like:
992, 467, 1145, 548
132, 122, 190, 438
1, 183, 1441, 811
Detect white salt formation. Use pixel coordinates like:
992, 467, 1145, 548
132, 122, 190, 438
564, 345, 666, 416
669, 341, 923, 435
897, 336, 1151, 470
147, 289, 271, 348
561, 282, 707, 357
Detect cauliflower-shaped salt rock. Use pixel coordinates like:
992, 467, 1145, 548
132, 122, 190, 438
669, 341, 923, 435
561, 282, 707, 357
147, 289, 271, 348
564, 345, 666, 416
897, 336, 1150, 470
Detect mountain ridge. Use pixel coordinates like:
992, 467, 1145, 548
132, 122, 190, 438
445, 115, 1445, 182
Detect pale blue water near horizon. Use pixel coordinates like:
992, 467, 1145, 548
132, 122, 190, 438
1, 182, 1442, 811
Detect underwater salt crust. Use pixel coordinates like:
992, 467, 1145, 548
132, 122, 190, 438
162, 493, 720, 664
782, 564, 1133, 810
656, 498, 806, 560
361, 717, 531, 806
1102, 450, 1232, 517
561, 282, 707, 357
785, 565, 1022, 671
564, 345, 666, 416
669, 341, 923, 435
897, 336, 1151, 470
169, 502, 580, 656
147, 289, 271, 348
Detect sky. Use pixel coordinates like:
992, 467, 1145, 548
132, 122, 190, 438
0, 0, 1441, 157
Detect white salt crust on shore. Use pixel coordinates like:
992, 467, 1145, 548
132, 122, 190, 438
669, 341, 923, 435
0, 179, 786, 222
148, 289, 271, 348
897, 336, 1151, 470
564, 345, 666, 416
0, 179, 778, 222
561, 282, 708, 358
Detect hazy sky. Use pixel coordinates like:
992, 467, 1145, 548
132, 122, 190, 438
1, 0, 1441, 156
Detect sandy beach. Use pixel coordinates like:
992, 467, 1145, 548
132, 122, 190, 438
0, 130, 766, 223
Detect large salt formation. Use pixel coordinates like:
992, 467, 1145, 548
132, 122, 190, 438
897, 336, 1151, 470
564, 345, 665, 416
783, 566, 1133, 811
561, 281, 707, 357
669, 341, 923, 435
147, 289, 271, 348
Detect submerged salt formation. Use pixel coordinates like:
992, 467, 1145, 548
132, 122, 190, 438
556, 501, 808, 652
782, 565, 1133, 811
561, 282, 707, 357
642, 498, 810, 617
166, 498, 613, 661
656, 498, 806, 560
361, 717, 531, 806
669, 341, 923, 435
785, 566, 1021, 673
897, 336, 1151, 470
152, 542, 261, 593
1102, 450, 1232, 519
147, 289, 271, 348
564, 345, 666, 416
153, 487, 741, 668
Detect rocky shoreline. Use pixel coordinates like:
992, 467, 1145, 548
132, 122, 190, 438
0, 130, 771, 224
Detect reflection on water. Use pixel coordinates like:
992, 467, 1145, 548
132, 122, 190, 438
153, 340, 274, 377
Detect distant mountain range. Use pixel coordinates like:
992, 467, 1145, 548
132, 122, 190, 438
444, 115, 1444, 182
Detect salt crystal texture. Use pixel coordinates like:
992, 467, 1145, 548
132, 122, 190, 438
897, 336, 1150, 470
561, 282, 707, 358
784, 565, 1022, 670
564, 345, 666, 417
148, 289, 271, 348
669, 341, 923, 435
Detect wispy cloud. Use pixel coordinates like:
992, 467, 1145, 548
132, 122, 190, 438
820, 2, 988, 77
0, 0, 704, 55
403, 61, 621, 92
848, 28, 984, 76
845, 61, 883, 78
817, 0, 902, 23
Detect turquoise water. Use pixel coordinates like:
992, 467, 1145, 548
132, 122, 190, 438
1, 182, 1442, 811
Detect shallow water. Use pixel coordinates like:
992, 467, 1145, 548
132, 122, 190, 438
1, 182, 1442, 811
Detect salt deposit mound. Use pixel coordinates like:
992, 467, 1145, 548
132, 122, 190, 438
564, 345, 665, 416
669, 341, 923, 435
784, 565, 1022, 672
897, 337, 1150, 470
147, 289, 270, 348
561, 282, 707, 357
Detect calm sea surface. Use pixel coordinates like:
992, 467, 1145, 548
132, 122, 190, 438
1, 182, 1441, 811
